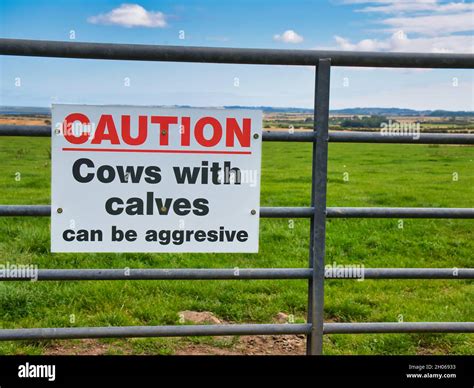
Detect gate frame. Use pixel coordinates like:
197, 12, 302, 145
0, 39, 473, 355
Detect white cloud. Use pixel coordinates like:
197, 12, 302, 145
381, 12, 474, 35
332, 1, 474, 53
340, 1, 474, 35
273, 30, 304, 43
332, 31, 474, 53
88, 4, 167, 28
359, 2, 474, 14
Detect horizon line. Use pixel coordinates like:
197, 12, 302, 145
1, 105, 473, 113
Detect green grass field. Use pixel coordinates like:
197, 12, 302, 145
0, 137, 472, 355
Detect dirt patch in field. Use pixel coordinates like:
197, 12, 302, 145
44, 339, 114, 355
43, 312, 306, 355
179, 310, 222, 324
175, 335, 306, 355
173, 311, 306, 355
42, 335, 306, 356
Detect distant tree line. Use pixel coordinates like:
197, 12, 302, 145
340, 115, 389, 128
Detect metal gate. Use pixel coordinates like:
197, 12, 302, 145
0, 39, 473, 355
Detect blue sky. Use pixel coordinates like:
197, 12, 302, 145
1, 0, 473, 110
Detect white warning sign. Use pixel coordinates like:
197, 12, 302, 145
51, 104, 262, 253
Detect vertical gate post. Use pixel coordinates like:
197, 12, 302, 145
306, 59, 331, 355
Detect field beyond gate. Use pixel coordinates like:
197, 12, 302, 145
0, 137, 472, 355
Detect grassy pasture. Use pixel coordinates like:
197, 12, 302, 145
0, 136, 472, 354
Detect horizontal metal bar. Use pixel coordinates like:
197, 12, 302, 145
0, 268, 471, 281
327, 207, 474, 219
0, 205, 50, 216
0, 324, 312, 341
0, 268, 312, 281
2, 126, 473, 145
263, 131, 316, 142
1, 39, 473, 68
329, 131, 474, 144
324, 322, 474, 334
264, 131, 474, 144
260, 207, 314, 218
2, 206, 472, 219
355, 268, 474, 279
0, 205, 316, 218
0, 322, 471, 341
